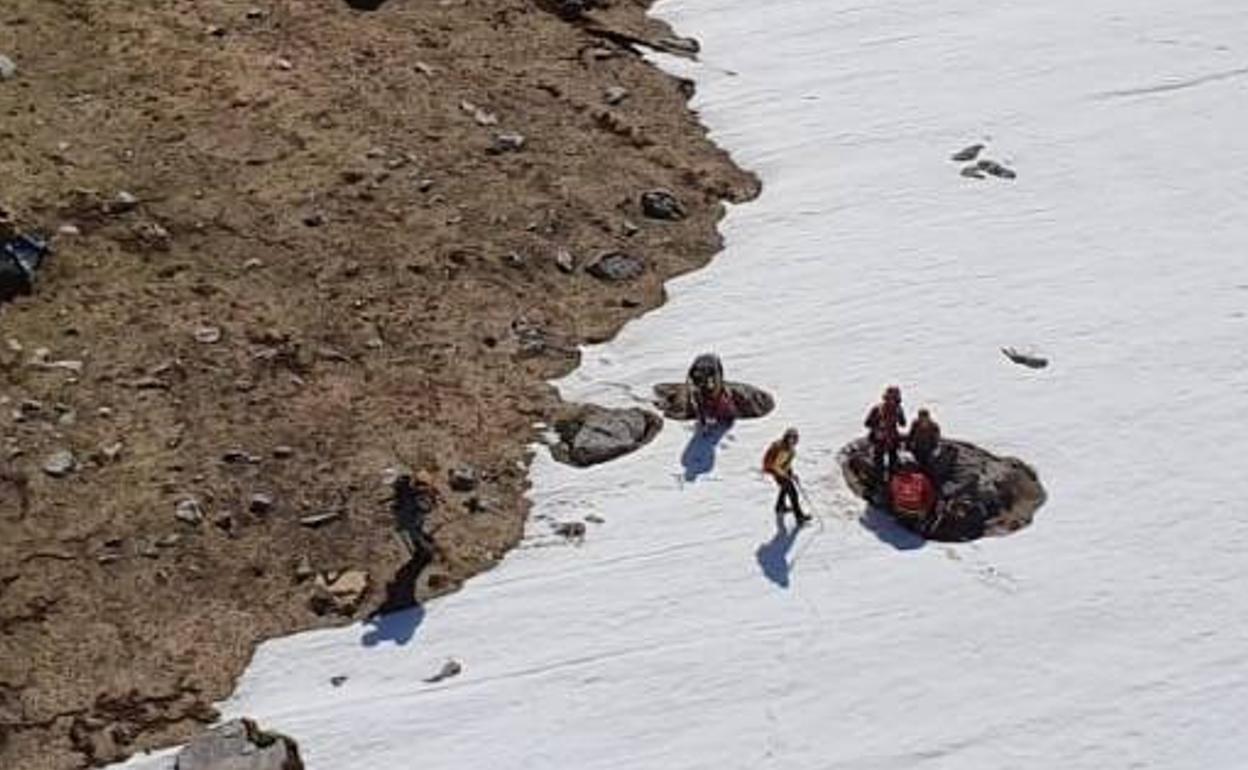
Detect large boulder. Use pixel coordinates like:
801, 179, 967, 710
552, 405, 662, 467
652, 381, 775, 421
838, 437, 1046, 542
175, 719, 303, 770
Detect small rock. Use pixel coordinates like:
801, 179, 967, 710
0, 54, 17, 81
249, 492, 274, 514
300, 510, 342, 528
312, 569, 370, 615
960, 165, 985, 179
302, 212, 326, 228
640, 189, 686, 221
97, 406, 113, 418
503, 251, 526, 269
330, 675, 348, 687
604, 86, 630, 105
221, 449, 260, 464
273, 445, 294, 459
175, 498, 204, 525
294, 555, 314, 582
951, 143, 985, 162
207, 25, 227, 38
273, 57, 293, 71
57, 224, 81, 237
416, 178, 435, 193
42, 449, 77, 478
656, 36, 701, 55
586, 251, 646, 282
621, 219, 639, 237
245, 7, 265, 19
112, 191, 139, 213
97, 553, 121, 565
448, 466, 479, 492
213, 512, 235, 531
1001, 347, 1048, 369
424, 658, 463, 683
193, 325, 222, 344
554, 248, 575, 274
585, 514, 605, 524
101, 441, 124, 463
977, 158, 1017, 179
156, 534, 182, 548
554, 521, 587, 540
488, 132, 526, 154
243, 257, 264, 270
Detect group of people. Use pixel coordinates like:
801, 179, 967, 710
761, 386, 943, 527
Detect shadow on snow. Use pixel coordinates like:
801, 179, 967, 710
680, 422, 731, 482
858, 504, 926, 551
755, 512, 801, 588
361, 604, 426, 647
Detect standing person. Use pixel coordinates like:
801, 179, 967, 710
763, 428, 810, 525
864, 386, 907, 479
906, 408, 942, 470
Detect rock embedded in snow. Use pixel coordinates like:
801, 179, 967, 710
652, 381, 776, 421
838, 437, 1046, 542
424, 658, 463, 683
950, 143, 984, 162
174, 718, 304, 770
585, 251, 646, 282
552, 405, 662, 467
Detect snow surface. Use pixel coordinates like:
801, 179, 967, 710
117, 0, 1248, 768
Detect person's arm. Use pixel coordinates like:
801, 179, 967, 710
898, 407, 907, 427
864, 407, 878, 429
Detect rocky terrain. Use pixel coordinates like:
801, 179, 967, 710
0, 1, 756, 767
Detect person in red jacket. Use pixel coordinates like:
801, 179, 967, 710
763, 428, 809, 525
864, 386, 906, 479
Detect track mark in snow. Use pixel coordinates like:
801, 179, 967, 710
1095, 65, 1248, 99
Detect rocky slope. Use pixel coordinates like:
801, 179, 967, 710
0, 1, 756, 767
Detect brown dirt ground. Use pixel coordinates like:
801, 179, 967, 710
0, 1, 756, 768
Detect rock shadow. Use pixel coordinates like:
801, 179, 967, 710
680, 422, 730, 482
362, 604, 425, 648
858, 504, 926, 551
755, 513, 800, 588
343, 0, 389, 10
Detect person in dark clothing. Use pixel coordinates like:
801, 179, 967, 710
377, 473, 440, 615
864, 386, 907, 479
763, 427, 809, 525
906, 408, 942, 470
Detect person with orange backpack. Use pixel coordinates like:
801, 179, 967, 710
763, 427, 810, 525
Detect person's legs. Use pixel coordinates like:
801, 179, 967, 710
782, 478, 806, 522
774, 481, 790, 513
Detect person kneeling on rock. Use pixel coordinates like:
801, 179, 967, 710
906, 408, 941, 470
763, 428, 809, 526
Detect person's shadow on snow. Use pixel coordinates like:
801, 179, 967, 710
361, 604, 426, 648
756, 512, 801, 588
680, 422, 731, 482
859, 505, 926, 551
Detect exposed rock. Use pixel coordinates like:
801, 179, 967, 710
838, 437, 1046, 542
423, 658, 463, 683
640, 189, 686, 221
552, 405, 662, 467
42, 449, 77, 478
194, 325, 223, 344
111, 191, 139, 214
311, 569, 369, 616
604, 86, 630, 105
585, 251, 645, 282
1001, 347, 1048, 369
554, 247, 575, 274
655, 36, 701, 56
0, 54, 17, 81
977, 158, 1017, 179
299, 510, 341, 528
249, 492, 274, 514
448, 466, 478, 492
174, 717, 303, 770
652, 381, 776, 421
950, 143, 984, 162
960, 165, 985, 179
554, 521, 586, 541
175, 498, 204, 525
488, 132, 526, 154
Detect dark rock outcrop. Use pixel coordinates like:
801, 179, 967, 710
839, 437, 1046, 542
585, 251, 646, 282
551, 405, 662, 467
652, 381, 775, 421
175, 719, 303, 770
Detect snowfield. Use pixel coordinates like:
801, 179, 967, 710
118, 0, 1248, 768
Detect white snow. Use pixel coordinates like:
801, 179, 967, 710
117, 1, 1248, 768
